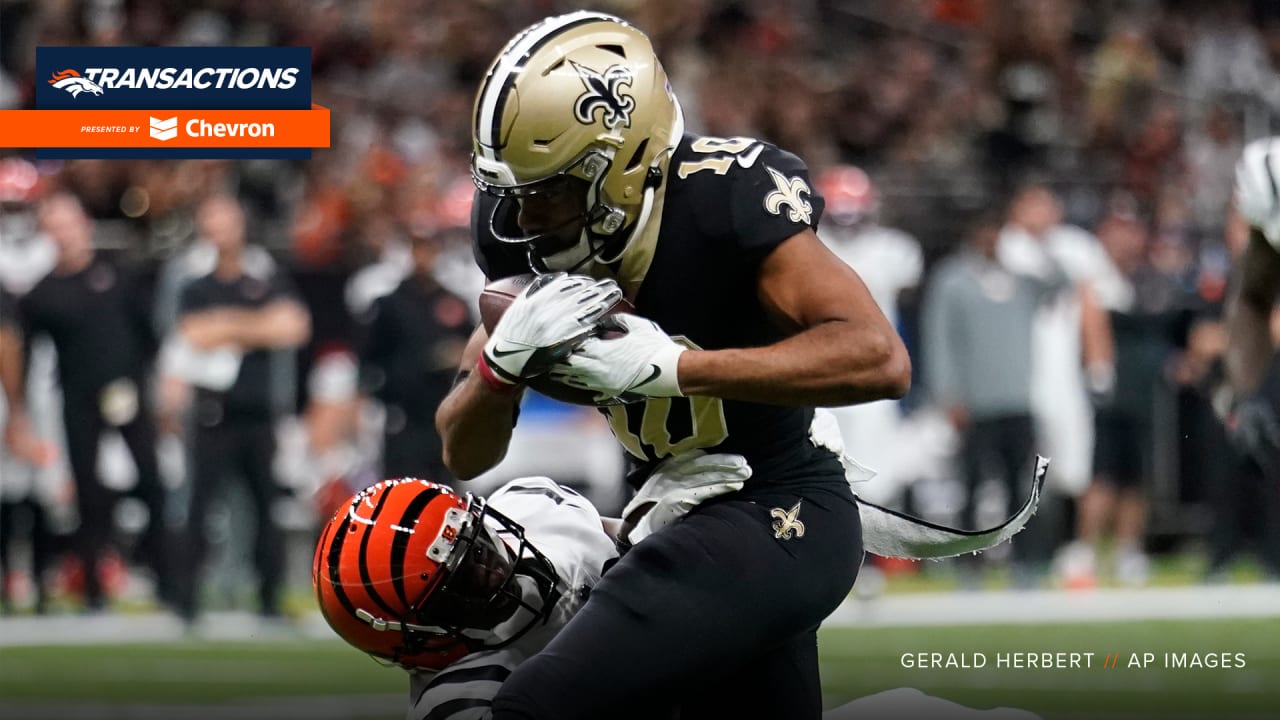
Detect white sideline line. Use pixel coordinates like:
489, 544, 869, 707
0, 694, 404, 720
0, 611, 340, 647
1, 585, 1278, 649
2, 588, 1278, 720
825, 584, 1280, 628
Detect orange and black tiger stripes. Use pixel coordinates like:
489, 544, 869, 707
323, 504, 362, 625
389, 486, 444, 608
312, 517, 341, 631
356, 482, 405, 619
313, 479, 480, 670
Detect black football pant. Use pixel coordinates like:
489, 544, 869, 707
0, 496, 53, 612
61, 382, 169, 607
491, 456, 862, 720
957, 414, 1050, 565
1208, 452, 1280, 578
178, 418, 284, 619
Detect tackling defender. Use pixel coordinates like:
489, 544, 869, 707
435, 11, 909, 719
314, 476, 1041, 720
1226, 138, 1280, 478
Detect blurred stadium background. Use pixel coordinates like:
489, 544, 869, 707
2, 0, 1280, 718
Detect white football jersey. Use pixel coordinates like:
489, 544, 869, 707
997, 224, 1111, 494
406, 477, 617, 720
817, 222, 921, 502
819, 223, 922, 330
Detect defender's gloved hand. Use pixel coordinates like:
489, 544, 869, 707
548, 313, 685, 404
619, 451, 751, 547
478, 273, 623, 392
1229, 393, 1280, 479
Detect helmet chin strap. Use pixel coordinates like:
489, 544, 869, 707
598, 174, 659, 265
559, 102, 683, 274
526, 205, 611, 274
538, 170, 661, 274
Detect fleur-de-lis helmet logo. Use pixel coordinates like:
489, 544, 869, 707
571, 61, 636, 130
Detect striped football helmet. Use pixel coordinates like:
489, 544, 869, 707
313, 478, 560, 669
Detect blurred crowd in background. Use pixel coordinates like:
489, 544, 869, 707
2, 0, 1280, 619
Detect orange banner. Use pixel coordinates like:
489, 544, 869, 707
0, 104, 329, 147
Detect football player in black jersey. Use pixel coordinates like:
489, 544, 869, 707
1227, 138, 1280, 480
435, 11, 909, 720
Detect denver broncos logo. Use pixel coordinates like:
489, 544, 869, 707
48, 69, 104, 98
571, 61, 635, 130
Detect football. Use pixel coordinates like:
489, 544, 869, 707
479, 274, 634, 406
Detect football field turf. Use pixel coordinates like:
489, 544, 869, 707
1, 617, 1276, 719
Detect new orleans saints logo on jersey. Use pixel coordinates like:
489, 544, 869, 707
770, 501, 806, 540
764, 166, 813, 225
571, 61, 636, 130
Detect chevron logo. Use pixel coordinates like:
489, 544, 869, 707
149, 116, 178, 141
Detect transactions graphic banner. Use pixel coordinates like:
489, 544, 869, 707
1, 46, 329, 158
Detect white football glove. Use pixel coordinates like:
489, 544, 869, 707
619, 451, 751, 546
548, 313, 685, 404
1235, 136, 1280, 246
479, 273, 623, 390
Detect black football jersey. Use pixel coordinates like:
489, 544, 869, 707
475, 134, 827, 478
178, 269, 297, 419
20, 256, 154, 395
360, 277, 475, 423
0, 287, 18, 333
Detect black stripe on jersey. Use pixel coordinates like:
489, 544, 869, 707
481, 14, 602, 155
415, 664, 513, 707
501, 485, 567, 505
389, 486, 442, 607
422, 698, 493, 720
1268, 147, 1279, 202
357, 486, 402, 618
431, 664, 513, 687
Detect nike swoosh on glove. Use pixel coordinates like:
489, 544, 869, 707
479, 273, 623, 391
1235, 137, 1280, 247
547, 313, 685, 404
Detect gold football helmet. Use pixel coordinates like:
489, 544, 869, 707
471, 11, 683, 272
